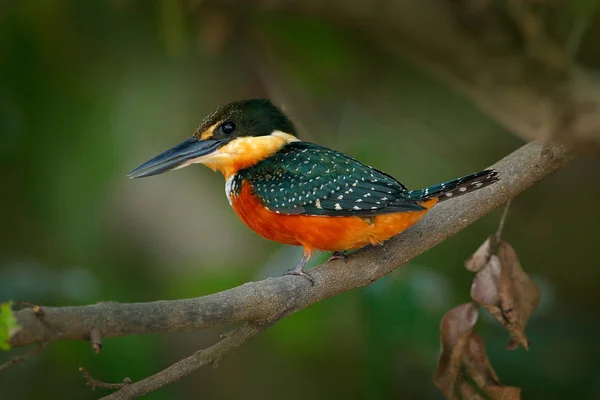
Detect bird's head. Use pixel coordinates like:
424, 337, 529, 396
128, 99, 299, 179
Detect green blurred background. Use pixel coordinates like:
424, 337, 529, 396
1, 1, 600, 399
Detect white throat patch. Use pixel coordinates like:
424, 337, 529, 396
225, 174, 237, 206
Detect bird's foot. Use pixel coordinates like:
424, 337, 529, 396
282, 249, 315, 286
328, 251, 348, 263
283, 267, 314, 286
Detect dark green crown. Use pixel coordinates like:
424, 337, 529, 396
194, 99, 298, 139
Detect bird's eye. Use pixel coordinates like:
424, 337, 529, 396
219, 121, 236, 135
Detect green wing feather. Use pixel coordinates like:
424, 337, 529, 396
236, 142, 425, 216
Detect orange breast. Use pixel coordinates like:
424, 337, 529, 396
231, 181, 437, 252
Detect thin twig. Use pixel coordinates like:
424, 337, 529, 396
495, 199, 512, 242
0, 342, 48, 372
99, 323, 267, 400
489, 199, 513, 258
79, 367, 132, 391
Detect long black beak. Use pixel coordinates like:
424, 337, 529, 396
127, 137, 229, 179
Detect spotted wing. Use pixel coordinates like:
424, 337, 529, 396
241, 142, 425, 216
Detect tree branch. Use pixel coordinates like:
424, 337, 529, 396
10, 140, 574, 352
4, 140, 575, 398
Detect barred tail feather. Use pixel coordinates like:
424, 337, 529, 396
408, 169, 499, 202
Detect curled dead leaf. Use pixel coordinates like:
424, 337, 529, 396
435, 303, 479, 398
469, 240, 540, 350
459, 382, 522, 400
462, 333, 499, 388
471, 254, 502, 305
465, 237, 493, 272
435, 303, 522, 400
439, 303, 479, 349
458, 380, 484, 399
497, 241, 540, 350
486, 385, 522, 400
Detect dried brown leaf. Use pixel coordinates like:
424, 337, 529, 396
486, 385, 522, 400
505, 338, 519, 351
439, 303, 479, 349
457, 382, 522, 400
458, 380, 486, 400
435, 303, 479, 398
458, 382, 521, 400
497, 241, 540, 350
462, 333, 499, 388
471, 255, 502, 305
456, 333, 517, 400
435, 304, 522, 400
465, 237, 493, 272
469, 241, 540, 350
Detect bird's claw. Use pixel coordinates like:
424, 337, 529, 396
282, 268, 315, 286
328, 251, 348, 263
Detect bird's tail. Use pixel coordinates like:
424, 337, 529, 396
407, 169, 499, 202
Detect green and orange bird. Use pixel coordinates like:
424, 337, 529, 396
129, 99, 498, 284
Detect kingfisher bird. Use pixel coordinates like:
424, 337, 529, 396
128, 99, 498, 284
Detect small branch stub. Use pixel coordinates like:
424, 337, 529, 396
18, 302, 45, 318
90, 329, 102, 354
